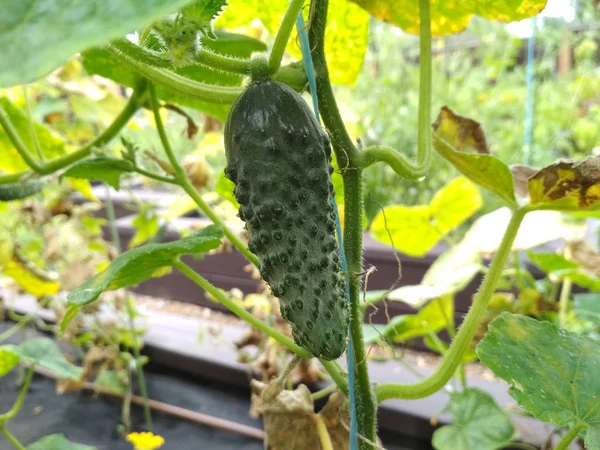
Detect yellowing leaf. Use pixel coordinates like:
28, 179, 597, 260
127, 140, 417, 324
433, 106, 489, 155
129, 211, 160, 248
216, 0, 369, 85
67, 177, 99, 203
2, 258, 61, 297
371, 177, 481, 257
348, 0, 547, 37
162, 195, 197, 221
528, 156, 600, 211
0, 97, 67, 173
0, 347, 20, 377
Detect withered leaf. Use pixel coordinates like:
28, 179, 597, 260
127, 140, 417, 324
433, 106, 489, 155
528, 156, 600, 211
510, 164, 538, 200
251, 381, 349, 450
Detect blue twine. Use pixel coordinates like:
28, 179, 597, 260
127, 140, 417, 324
295, 13, 359, 450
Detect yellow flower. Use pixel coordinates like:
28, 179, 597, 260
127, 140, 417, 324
126, 432, 165, 450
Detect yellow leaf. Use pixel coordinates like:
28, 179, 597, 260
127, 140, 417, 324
429, 177, 482, 234
67, 177, 99, 203
2, 259, 61, 297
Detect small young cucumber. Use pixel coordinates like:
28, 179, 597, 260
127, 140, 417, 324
0, 179, 44, 201
224, 79, 348, 360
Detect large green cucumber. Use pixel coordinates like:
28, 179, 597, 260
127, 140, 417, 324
224, 79, 348, 360
0, 179, 44, 201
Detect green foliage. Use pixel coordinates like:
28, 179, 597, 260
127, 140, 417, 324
370, 177, 482, 257
477, 313, 600, 448
0, 348, 20, 377
63, 225, 223, 327
3, 338, 82, 380
0, 0, 194, 87
27, 434, 95, 450
63, 158, 134, 190
432, 388, 515, 450
347, 0, 546, 36
129, 208, 160, 248
0, 98, 67, 173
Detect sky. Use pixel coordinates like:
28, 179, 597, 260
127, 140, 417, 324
506, 0, 577, 38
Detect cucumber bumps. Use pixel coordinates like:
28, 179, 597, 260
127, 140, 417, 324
224, 79, 348, 360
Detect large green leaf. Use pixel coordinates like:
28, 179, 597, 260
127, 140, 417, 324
62, 225, 223, 330
0, 0, 196, 87
82, 31, 265, 121
4, 338, 82, 380
28, 434, 95, 450
432, 388, 515, 450
0, 98, 67, 173
574, 293, 600, 323
216, 0, 369, 85
384, 295, 454, 342
528, 156, 600, 212
63, 158, 134, 190
347, 0, 547, 36
370, 177, 482, 257
477, 313, 600, 448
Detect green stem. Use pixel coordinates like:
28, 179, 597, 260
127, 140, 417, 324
559, 246, 573, 326
23, 87, 44, 161
108, 44, 241, 104
147, 84, 259, 266
112, 39, 307, 89
268, 0, 305, 75
0, 427, 26, 450
308, 0, 358, 170
376, 208, 528, 401
133, 166, 178, 185
0, 105, 44, 172
0, 298, 51, 344
311, 383, 337, 401
0, 88, 146, 184
173, 260, 312, 359
0, 367, 34, 423
554, 423, 586, 450
357, 0, 432, 179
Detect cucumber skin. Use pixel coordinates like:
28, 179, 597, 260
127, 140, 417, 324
224, 79, 348, 360
0, 180, 44, 201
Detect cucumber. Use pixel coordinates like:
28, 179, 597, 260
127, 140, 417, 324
224, 79, 348, 360
0, 179, 44, 201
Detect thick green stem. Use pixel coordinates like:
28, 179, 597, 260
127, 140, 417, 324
0, 88, 145, 184
555, 423, 586, 450
0, 427, 26, 450
0, 367, 34, 423
268, 0, 305, 75
357, 0, 432, 179
308, 0, 358, 170
0, 106, 43, 172
108, 45, 242, 104
174, 260, 311, 358
376, 208, 528, 401
147, 84, 259, 266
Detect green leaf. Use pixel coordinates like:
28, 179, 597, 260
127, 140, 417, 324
183, 0, 228, 23
384, 295, 454, 342
554, 269, 600, 292
82, 31, 265, 121
64, 226, 223, 327
432, 108, 517, 208
0, 0, 196, 87
94, 369, 127, 394
0, 347, 20, 377
432, 388, 515, 450
526, 252, 580, 274
6, 338, 82, 380
477, 313, 600, 448
63, 158, 134, 190
370, 177, 482, 257
216, 171, 240, 208
347, 0, 547, 37
216, 0, 369, 85
574, 293, 600, 322
0, 98, 67, 173
129, 210, 160, 248
28, 434, 95, 450
528, 156, 600, 211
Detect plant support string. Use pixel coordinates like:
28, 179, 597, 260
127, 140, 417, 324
295, 11, 359, 450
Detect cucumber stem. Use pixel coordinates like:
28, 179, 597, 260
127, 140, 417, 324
268, 0, 306, 75
375, 207, 528, 401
